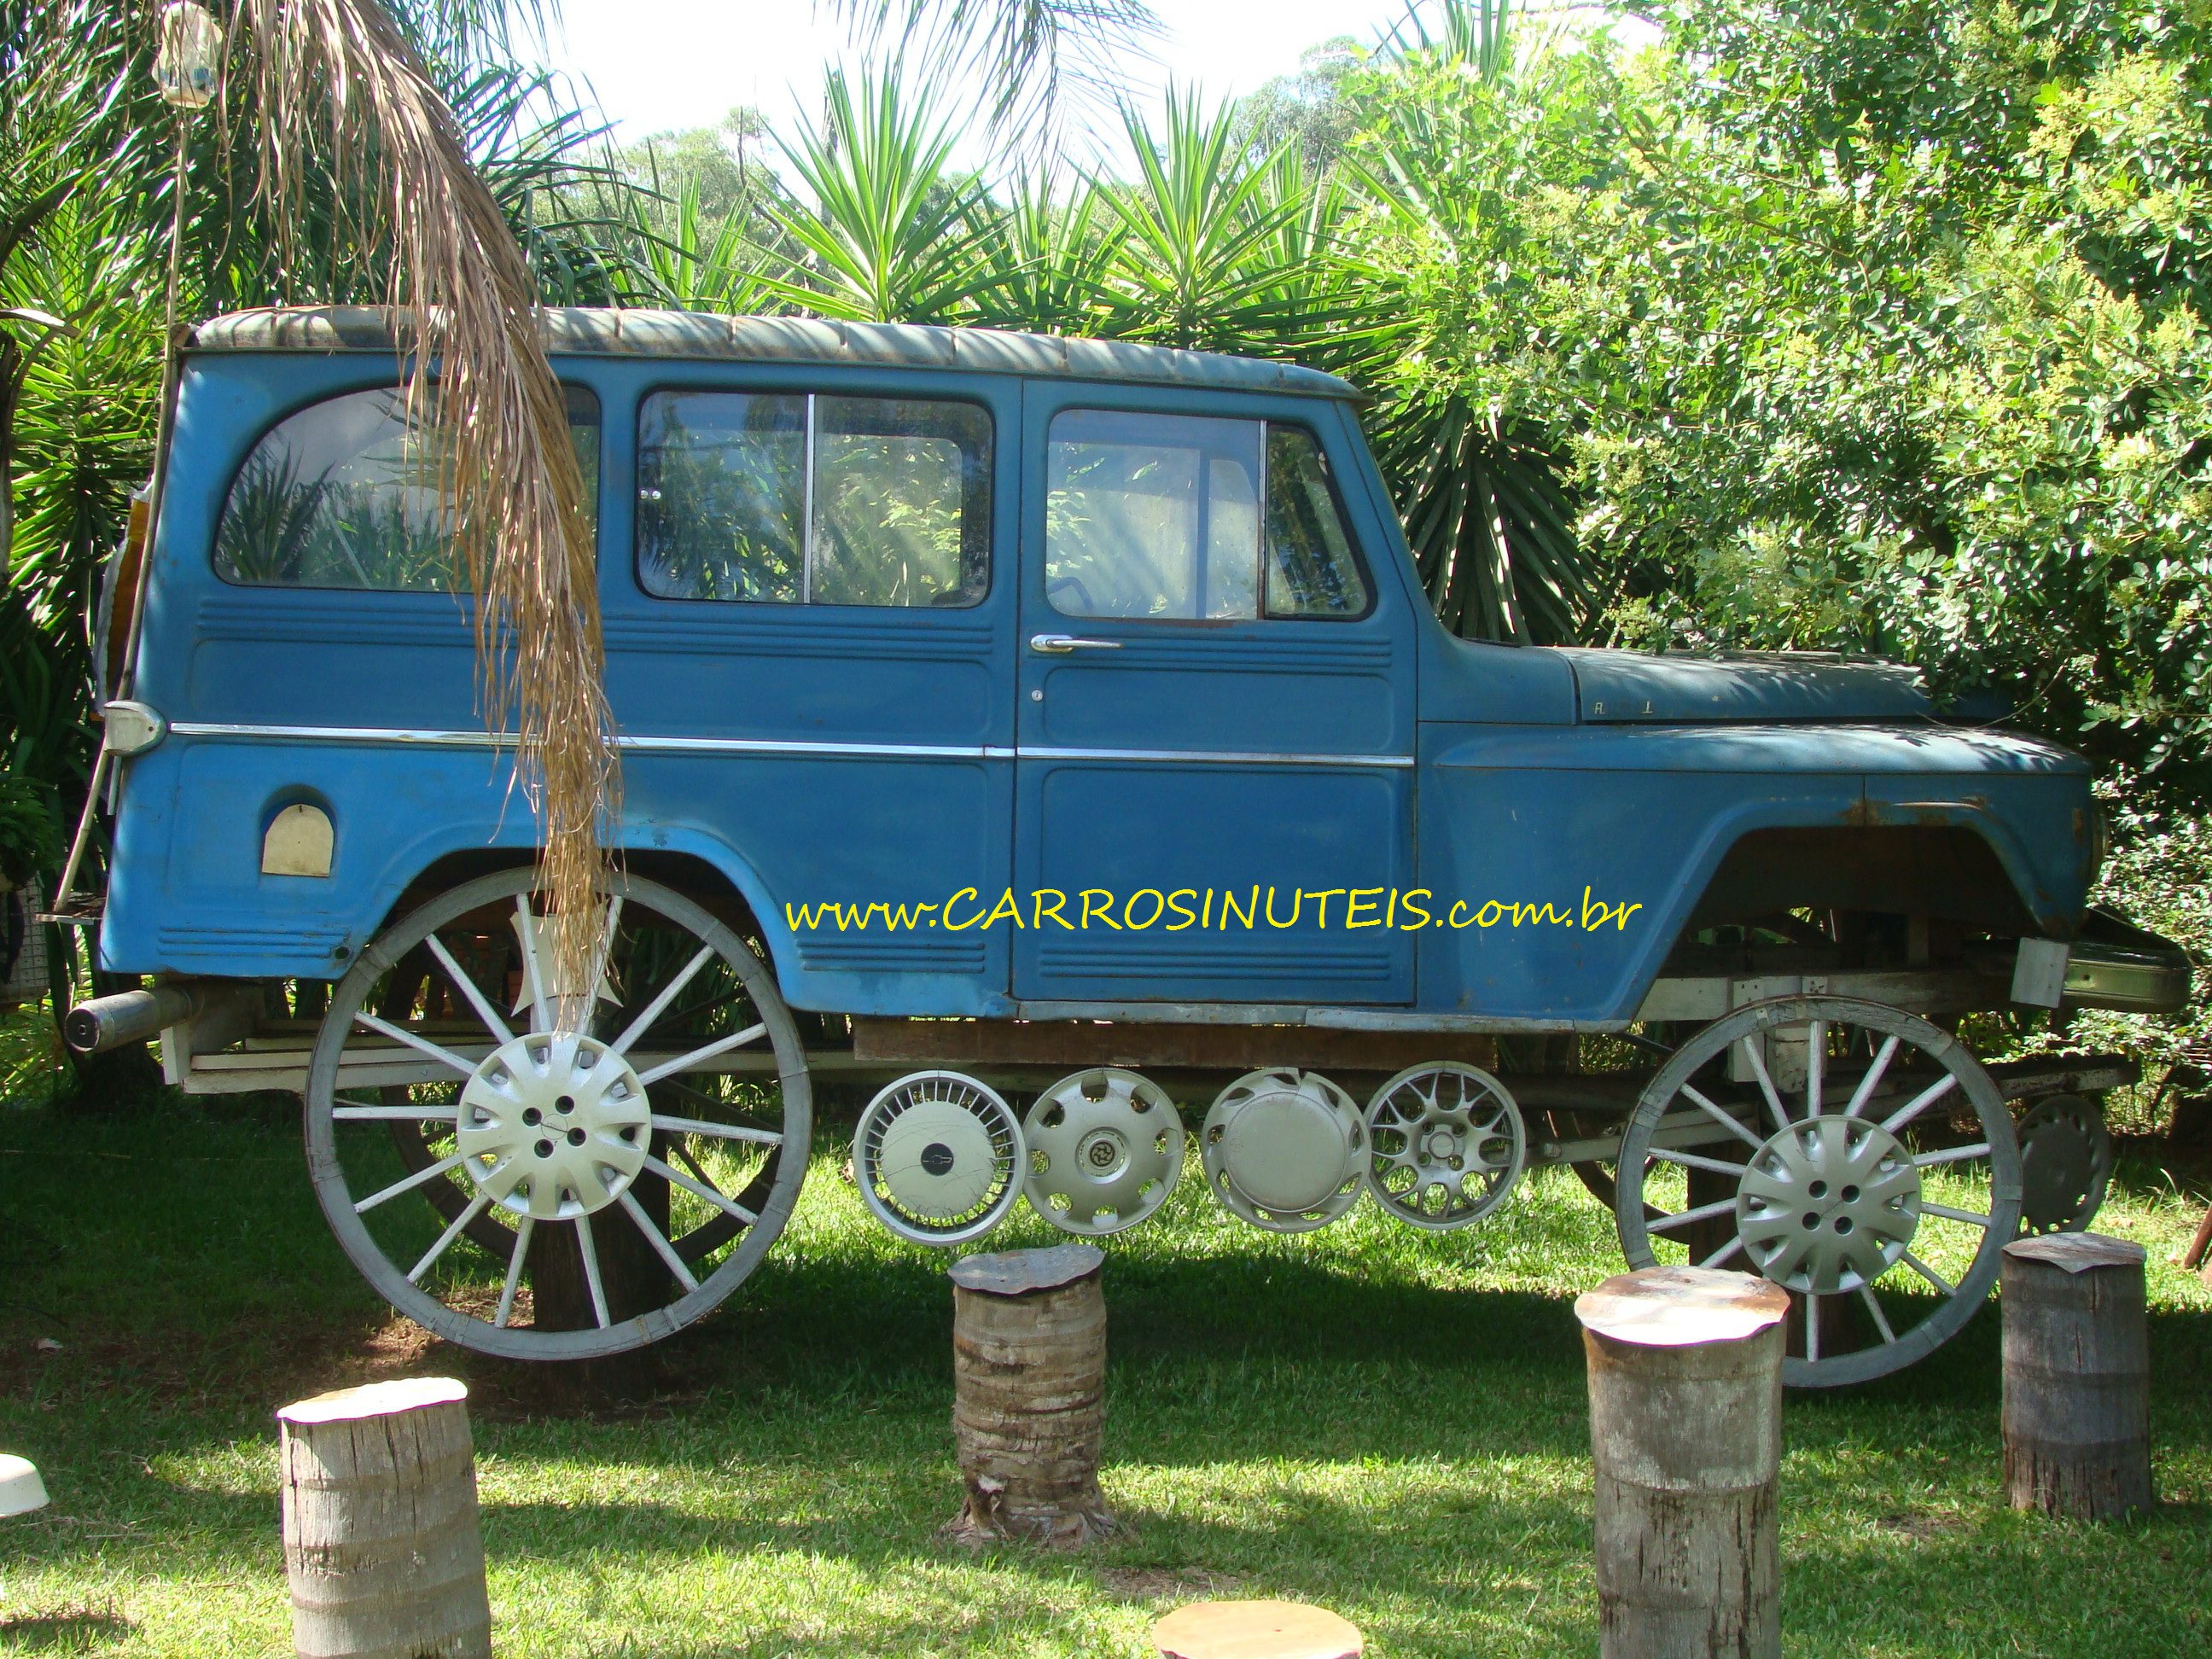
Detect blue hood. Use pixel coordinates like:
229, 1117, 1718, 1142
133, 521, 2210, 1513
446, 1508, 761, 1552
1555, 649, 1932, 725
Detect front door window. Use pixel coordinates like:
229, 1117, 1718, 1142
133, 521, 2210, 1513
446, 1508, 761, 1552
1045, 409, 1368, 623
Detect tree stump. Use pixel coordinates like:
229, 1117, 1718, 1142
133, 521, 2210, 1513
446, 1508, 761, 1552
1153, 1599, 1363, 1659
946, 1243, 1113, 1546
2001, 1232, 2153, 1522
278, 1378, 492, 1659
1575, 1265, 1790, 1659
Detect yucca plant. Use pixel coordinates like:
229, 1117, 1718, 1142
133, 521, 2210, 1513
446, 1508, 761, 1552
964, 169, 1122, 336
765, 66, 1000, 325
607, 174, 780, 313
1344, 0, 1596, 644
1094, 89, 1315, 354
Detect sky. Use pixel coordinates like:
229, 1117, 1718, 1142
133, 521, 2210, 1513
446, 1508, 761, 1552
538, 1, 1462, 156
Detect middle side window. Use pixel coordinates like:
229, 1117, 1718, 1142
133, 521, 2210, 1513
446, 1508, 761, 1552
637, 390, 992, 608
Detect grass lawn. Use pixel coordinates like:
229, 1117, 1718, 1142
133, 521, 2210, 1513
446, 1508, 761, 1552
0, 1076, 2206, 1656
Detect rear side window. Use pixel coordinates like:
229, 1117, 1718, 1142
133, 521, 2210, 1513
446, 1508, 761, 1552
215, 386, 601, 591
637, 392, 991, 608
1045, 410, 1369, 622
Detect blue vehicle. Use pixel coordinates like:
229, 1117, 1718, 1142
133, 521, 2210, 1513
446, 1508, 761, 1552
68, 307, 2187, 1381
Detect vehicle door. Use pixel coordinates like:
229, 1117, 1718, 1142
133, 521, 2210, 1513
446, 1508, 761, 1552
605, 364, 1021, 1014
1011, 384, 1417, 1006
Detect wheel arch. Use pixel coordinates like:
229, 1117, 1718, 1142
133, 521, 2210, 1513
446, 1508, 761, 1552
1676, 819, 2046, 940
377, 835, 797, 992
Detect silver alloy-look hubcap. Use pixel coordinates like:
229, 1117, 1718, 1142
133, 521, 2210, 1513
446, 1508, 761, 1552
457, 1032, 650, 1221
1737, 1116, 1921, 1294
1024, 1068, 1186, 1237
1363, 1062, 1525, 1231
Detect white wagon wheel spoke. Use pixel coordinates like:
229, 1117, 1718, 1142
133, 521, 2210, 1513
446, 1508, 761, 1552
494, 1215, 535, 1329
351, 1010, 478, 1078
1679, 1081, 1762, 1149
1737, 1036, 1790, 1134
611, 944, 715, 1055
1880, 1073, 1958, 1137
617, 1191, 701, 1293
1700, 1236, 1746, 1270
573, 1212, 611, 1329
1842, 1035, 1901, 1118
640, 1152, 758, 1224
1856, 1282, 1898, 1345
334, 1103, 460, 1124
649, 1112, 783, 1146
423, 932, 513, 1045
634, 1022, 768, 1087
410, 1190, 493, 1284
354, 1150, 469, 1214
1648, 1197, 1738, 1234
1615, 994, 2021, 1388
305, 868, 812, 1361
1646, 1147, 1747, 1179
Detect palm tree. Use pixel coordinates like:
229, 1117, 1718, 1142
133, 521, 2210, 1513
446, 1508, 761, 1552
3, 0, 1162, 1009
230, 0, 1161, 992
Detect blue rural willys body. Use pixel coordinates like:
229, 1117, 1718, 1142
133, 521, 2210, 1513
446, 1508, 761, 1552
98, 309, 2094, 1028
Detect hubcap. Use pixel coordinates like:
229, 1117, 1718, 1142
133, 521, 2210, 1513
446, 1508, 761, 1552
1220, 1087, 1354, 1213
457, 1033, 650, 1221
877, 1097, 1001, 1220
1077, 1126, 1131, 1179
1737, 1116, 1922, 1294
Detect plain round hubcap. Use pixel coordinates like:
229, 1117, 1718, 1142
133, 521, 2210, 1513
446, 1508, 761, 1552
457, 1033, 650, 1221
1736, 1116, 1922, 1294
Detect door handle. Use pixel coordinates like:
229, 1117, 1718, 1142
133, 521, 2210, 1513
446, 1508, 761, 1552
1029, 633, 1123, 654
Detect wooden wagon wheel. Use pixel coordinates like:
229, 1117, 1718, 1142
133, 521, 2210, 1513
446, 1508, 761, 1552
1616, 995, 2021, 1388
375, 943, 515, 1259
303, 868, 811, 1360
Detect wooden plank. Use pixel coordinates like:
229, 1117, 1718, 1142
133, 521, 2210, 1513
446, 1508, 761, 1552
850, 1017, 1497, 1074
1985, 1054, 2138, 1101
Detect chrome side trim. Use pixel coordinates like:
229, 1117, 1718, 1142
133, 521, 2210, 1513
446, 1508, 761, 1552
170, 721, 1012, 761
621, 735, 1016, 761
165, 721, 1411, 768
170, 720, 504, 748
1018, 745, 1415, 769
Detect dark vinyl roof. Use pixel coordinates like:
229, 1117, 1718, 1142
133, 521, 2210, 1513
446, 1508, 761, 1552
189, 307, 1364, 401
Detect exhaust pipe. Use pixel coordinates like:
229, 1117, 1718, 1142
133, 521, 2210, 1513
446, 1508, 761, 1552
64, 985, 201, 1055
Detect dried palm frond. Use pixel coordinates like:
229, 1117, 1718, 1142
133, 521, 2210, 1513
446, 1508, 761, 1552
236, 0, 614, 1013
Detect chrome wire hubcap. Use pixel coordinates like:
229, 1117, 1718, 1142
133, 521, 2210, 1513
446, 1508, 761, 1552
457, 1032, 650, 1222
1737, 1115, 1921, 1294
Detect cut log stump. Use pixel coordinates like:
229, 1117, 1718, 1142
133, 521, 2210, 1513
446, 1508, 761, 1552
1152, 1599, 1363, 1659
277, 1377, 491, 1659
946, 1242, 1113, 1547
2002, 1232, 2154, 1522
1575, 1265, 1790, 1659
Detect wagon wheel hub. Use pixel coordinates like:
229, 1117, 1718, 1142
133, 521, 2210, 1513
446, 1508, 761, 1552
1735, 1115, 1922, 1295
457, 1033, 651, 1222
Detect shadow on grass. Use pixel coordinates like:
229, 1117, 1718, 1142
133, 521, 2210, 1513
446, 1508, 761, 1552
0, 1607, 133, 1653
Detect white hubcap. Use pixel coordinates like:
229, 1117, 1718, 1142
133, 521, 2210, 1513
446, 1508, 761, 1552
1737, 1116, 1922, 1294
878, 1097, 1001, 1220
457, 1033, 650, 1221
